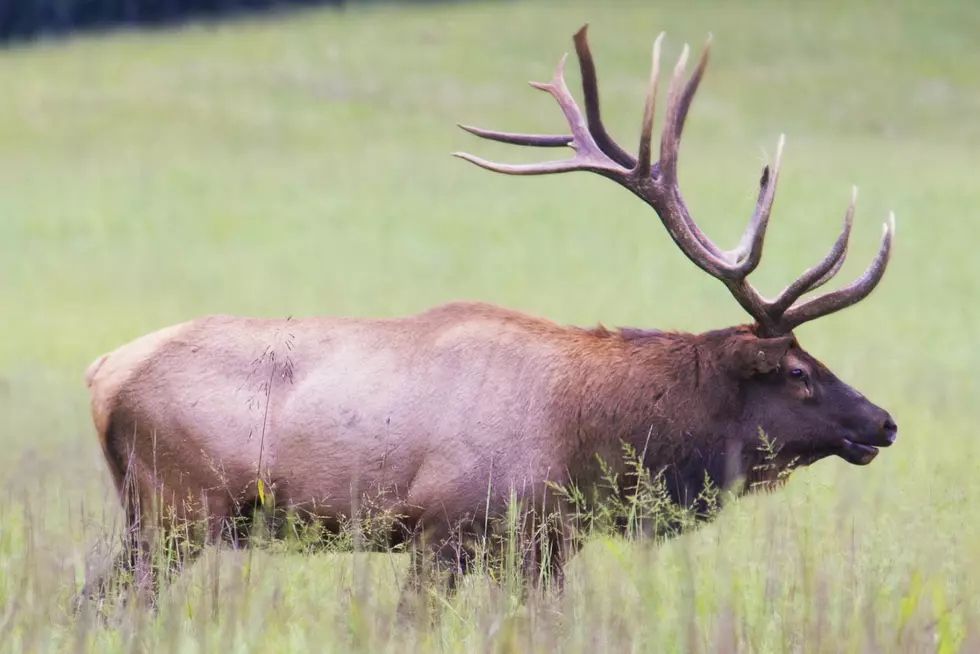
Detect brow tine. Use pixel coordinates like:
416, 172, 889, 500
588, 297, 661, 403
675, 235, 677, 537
451, 151, 621, 176
457, 125, 573, 148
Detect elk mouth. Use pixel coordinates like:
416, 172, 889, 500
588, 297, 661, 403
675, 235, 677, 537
837, 439, 880, 466
794, 434, 893, 467
835, 427, 896, 465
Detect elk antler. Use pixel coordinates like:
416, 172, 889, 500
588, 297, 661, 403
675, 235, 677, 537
453, 24, 895, 337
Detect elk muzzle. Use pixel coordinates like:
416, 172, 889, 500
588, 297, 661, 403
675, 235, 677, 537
838, 410, 897, 466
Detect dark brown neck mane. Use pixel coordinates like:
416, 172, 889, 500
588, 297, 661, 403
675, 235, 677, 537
558, 324, 792, 512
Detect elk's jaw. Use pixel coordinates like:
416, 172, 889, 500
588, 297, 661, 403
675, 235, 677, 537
789, 432, 893, 467
837, 439, 880, 466
835, 426, 896, 465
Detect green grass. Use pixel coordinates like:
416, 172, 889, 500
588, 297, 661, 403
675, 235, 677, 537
1, 0, 979, 650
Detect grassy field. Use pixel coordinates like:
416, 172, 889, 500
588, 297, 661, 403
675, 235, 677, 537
1, 0, 979, 650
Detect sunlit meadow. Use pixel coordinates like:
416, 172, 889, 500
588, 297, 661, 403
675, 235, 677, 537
1, 0, 979, 651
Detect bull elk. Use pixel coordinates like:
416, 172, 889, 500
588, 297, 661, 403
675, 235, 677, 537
81, 25, 897, 604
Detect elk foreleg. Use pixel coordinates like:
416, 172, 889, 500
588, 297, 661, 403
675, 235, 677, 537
395, 522, 470, 622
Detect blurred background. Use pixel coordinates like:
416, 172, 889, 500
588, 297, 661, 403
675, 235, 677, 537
0, 0, 385, 43
0, 0, 978, 650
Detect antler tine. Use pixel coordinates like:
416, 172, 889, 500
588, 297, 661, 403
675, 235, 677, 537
639, 40, 738, 272
778, 213, 895, 332
649, 42, 779, 281
766, 186, 856, 319
658, 43, 691, 188
655, 35, 712, 183
453, 53, 626, 177
671, 34, 712, 143
633, 32, 708, 181
635, 33, 665, 179
527, 55, 592, 145
806, 231, 850, 291
730, 135, 784, 274
456, 125, 572, 148
573, 24, 638, 169
452, 151, 615, 176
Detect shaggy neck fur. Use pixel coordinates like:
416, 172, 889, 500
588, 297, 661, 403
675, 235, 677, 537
557, 324, 794, 510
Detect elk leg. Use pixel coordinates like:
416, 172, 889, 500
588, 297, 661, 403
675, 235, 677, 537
521, 505, 578, 597
395, 524, 468, 622
76, 465, 154, 606
160, 494, 231, 583
540, 521, 576, 595
522, 525, 566, 594
499, 508, 568, 602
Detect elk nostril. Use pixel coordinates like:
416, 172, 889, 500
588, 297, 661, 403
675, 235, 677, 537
881, 417, 898, 443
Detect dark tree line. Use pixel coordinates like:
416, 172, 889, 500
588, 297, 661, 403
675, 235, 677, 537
0, 0, 468, 44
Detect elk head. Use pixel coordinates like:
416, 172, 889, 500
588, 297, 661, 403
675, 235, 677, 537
454, 25, 897, 470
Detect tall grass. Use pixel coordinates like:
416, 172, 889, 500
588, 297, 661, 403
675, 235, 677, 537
1, 0, 979, 651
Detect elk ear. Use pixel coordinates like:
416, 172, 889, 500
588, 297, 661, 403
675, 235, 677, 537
726, 334, 794, 379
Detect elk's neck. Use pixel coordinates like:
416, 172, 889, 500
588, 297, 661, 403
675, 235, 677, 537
558, 327, 746, 505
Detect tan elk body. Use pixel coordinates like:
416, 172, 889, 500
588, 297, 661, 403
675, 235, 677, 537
82, 25, 898, 600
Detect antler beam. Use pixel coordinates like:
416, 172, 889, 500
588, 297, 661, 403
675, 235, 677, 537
454, 24, 895, 336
